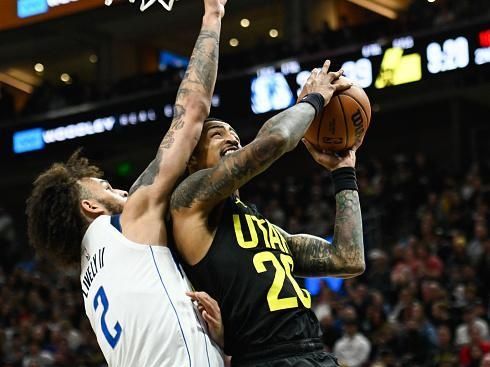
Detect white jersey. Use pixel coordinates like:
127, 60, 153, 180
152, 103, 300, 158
80, 215, 224, 367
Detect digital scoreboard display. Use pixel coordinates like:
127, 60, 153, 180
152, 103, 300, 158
251, 24, 490, 114
7, 21, 490, 155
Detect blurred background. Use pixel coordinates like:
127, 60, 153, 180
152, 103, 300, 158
0, 0, 489, 365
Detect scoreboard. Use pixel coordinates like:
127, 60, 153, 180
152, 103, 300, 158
5, 20, 490, 155
251, 23, 490, 114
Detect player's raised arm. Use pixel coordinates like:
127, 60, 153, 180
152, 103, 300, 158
129, 0, 226, 199
170, 61, 352, 215
276, 143, 365, 278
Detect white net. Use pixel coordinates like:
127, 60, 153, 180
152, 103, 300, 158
105, 0, 178, 12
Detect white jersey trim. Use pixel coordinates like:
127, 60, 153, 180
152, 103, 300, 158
149, 245, 193, 366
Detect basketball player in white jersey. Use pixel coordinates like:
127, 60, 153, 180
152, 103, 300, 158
26, 0, 227, 365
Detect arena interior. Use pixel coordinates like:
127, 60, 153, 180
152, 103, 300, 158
0, 0, 489, 365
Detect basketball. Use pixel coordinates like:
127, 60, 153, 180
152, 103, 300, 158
304, 80, 372, 152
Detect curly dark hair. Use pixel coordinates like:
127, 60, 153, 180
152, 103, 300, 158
26, 150, 103, 265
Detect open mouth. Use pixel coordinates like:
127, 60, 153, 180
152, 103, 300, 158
221, 146, 239, 157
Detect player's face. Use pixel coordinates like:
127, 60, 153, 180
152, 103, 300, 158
193, 121, 242, 170
80, 178, 128, 214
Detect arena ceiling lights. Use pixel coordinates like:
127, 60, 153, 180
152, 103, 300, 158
345, 0, 411, 19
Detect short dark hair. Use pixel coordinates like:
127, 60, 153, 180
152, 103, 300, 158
204, 117, 227, 124
26, 150, 103, 265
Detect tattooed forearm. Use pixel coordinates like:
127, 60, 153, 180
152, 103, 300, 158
286, 190, 365, 277
171, 136, 283, 210
256, 102, 315, 152
171, 103, 316, 211
158, 27, 219, 155
287, 234, 343, 277
179, 29, 220, 101
129, 156, 161, 195
129, 21, 221, 195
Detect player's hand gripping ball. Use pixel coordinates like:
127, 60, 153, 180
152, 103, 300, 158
299, 62, 372, 152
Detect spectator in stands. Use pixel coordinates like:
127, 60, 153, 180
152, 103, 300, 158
468, 222, 488, 265
433, 324, 458, 367
460, 323, 490, 367
366, 250, 390, 288
395, 316, 435, 365
456, 305, 490, 347
409, 301, 438, 347
333, 309, 371, 367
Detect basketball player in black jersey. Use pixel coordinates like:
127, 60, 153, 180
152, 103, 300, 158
170, 60, 365, 366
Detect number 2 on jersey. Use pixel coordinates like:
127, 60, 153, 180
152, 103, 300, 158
253, 251, 311, 312
94, 286, 122, 348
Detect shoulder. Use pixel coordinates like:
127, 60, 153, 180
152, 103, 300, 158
84, 215, 111, 236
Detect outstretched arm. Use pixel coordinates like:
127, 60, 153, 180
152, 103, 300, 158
275, 188, 364, 278
129, 0, 226, 199
171, 62, 352, 214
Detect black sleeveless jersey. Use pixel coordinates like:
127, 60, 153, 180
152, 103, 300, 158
182, 196, 321, 358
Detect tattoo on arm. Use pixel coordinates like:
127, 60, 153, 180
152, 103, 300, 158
170, 103, 316, 211
129, 26, 220, 195
170, 138, 283, 210
170, 103, 314, 210
286, 190, 365, 277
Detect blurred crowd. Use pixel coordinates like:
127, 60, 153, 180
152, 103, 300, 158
1, 0, 489, 124
0, 151, 488, 366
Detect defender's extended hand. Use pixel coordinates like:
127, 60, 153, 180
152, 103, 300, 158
204, 0, 227, 18
297, 60, 352, 105
302, 139, 357, 171
186, 291, 224, 348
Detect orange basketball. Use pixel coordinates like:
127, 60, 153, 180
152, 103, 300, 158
304, 82, 372, 152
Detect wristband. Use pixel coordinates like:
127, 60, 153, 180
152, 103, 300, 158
331, 167, 358, 194
298, 93, 325, 118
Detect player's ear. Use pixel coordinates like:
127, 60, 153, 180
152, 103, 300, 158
81, 199, 105, 217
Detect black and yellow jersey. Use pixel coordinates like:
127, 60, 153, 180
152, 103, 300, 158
182, 196, 320, 358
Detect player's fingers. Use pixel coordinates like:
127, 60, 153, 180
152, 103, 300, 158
202, 310, 210, 321
352, 138, 363, 152
187, 292, 212, 312
193, 292, 220, 314
319, 152, 341, 166
314, 148, 341, 165
333, 78, 353, 92
321, 60, 331, 74
193, 291, 218, 307
306, 68, 320, 84
312, 68, 321, 78
301, 139, 322, 160
328, 69, 344, 82
202, 311, 219, 326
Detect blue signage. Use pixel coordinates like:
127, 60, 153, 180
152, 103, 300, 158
13, 128, 45, 154
303, 235, 344, 295
17, 0, 49, 18
159, 51, 189, 71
